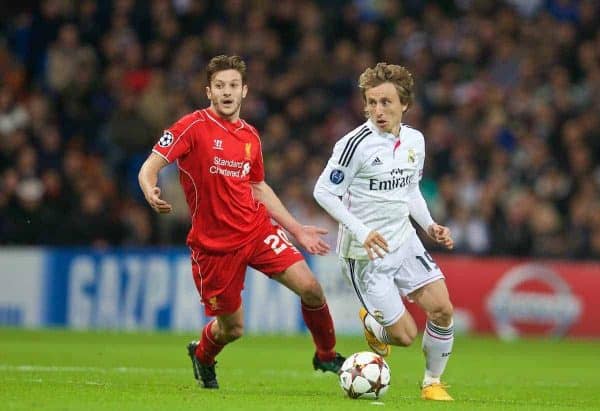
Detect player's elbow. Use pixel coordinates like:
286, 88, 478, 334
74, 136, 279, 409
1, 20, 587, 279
312, 184, 326, 207
137, 161, 147, 187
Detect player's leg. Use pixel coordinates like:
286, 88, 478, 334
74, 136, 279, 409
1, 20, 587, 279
401, 233, 453, 400
195, 306, 245, 364
187, 247, 248, 388
249, 224, 344, 373
409, 278, 454, 393
275, 260, 345, 372
342, 256, 418, 354
188, 307, 244, 389
360, 306, 419, 353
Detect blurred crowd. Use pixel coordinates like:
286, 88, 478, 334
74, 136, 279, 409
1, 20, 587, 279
0, 0, 599, 259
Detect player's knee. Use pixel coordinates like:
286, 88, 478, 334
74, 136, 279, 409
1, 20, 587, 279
428, 302, 454, 327
223, 324, 244, 342
389, 323, 417, 347
298, 278, 325, 307
390, 330, 416, 347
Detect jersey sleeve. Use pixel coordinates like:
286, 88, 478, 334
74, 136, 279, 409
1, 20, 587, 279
152, 116, 195, 163
413, 131, 426, 184
314, 136, 364, 196
250, 141, 265, 182
245, 124, 264, 183
407, 131, 434, 230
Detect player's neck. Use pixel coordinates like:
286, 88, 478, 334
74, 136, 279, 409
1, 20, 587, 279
370, 118, 401, 138
375, 124, 401, 138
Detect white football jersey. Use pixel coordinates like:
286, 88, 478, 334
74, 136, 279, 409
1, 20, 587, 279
315, 119, 426, 259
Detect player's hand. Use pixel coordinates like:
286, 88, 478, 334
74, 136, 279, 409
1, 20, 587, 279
427, 223, 454, 250
295, 225, 331, 256
144, 186, 172, 214
363, 230, 389, 260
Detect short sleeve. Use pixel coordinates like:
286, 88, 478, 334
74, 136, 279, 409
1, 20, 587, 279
315, 136, 365, 197
152, 115, 196, 162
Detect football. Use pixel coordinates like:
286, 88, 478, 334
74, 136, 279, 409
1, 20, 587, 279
339, 351, 391, 399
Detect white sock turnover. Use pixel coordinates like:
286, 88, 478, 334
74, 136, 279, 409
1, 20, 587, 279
365, 314, 393, 344
422, 320, 454, 386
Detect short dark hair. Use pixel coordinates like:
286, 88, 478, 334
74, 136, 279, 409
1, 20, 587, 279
206, 55, 247, 85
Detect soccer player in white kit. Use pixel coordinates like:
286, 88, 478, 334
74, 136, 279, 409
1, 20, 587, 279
313, 63, 455, 401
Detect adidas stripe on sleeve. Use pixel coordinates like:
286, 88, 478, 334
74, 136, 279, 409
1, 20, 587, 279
315, 125, 372, 197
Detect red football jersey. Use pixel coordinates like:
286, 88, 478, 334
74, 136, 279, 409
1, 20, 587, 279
152, 108, 269, 252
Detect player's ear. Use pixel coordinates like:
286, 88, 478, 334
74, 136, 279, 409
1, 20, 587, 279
242, 84, 248, 99
206, 86, 212, 99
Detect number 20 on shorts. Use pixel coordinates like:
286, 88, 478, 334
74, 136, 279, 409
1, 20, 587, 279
264, 229, 298, 255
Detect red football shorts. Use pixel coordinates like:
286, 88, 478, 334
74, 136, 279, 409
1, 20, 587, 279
190, 222, 305, 316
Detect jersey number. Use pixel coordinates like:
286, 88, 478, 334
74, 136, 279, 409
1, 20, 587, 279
264, 229, 294, 255
415, 251, 437, 272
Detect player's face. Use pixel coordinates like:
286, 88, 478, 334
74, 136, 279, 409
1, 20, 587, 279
364, 82, 408, 136
206, 69, 248, 121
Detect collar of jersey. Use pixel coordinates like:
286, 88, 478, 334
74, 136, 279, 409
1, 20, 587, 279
204, 107, 243, 129
366, 119, 403, 141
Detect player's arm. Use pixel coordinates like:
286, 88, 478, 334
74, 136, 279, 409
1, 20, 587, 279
313, 180, 388, 260
407, 136, 453, 249
313, 138, 388, 260
138, 152, 172, 214
251, 180, 330, 255
406, 184, 452, 249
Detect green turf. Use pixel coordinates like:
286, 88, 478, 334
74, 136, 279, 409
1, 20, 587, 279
1, 328, 599, 410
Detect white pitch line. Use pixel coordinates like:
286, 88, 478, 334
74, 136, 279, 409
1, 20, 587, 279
0, 365, 318, 379
2, 377, 110, 386
0, 365, 187, 374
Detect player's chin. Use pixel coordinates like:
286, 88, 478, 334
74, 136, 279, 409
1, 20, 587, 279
220, 102, 238, 113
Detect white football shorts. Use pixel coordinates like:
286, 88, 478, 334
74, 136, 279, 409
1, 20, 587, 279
339, 231, 445, 326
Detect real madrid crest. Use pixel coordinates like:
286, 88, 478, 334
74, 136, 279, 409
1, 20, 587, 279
408, 148, 416, 163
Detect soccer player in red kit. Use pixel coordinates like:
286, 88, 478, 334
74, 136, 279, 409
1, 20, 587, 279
138, 55, 345, 389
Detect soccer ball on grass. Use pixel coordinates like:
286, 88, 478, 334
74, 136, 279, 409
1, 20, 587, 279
339, 351, 390, 399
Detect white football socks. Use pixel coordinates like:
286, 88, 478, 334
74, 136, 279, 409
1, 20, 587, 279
365, 314, 393, 344
365, 313, 454, 386
422, 320, 454, 386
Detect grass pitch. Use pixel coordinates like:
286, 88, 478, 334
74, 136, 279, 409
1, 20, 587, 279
1, 328, 599, 410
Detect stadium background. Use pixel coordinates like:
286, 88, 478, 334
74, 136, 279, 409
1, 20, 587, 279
1, 1, 600, 409
1, 0, 599, 258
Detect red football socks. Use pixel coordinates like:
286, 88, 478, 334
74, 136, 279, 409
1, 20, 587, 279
301, 301, 337, 361
195, 320, 225, 365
